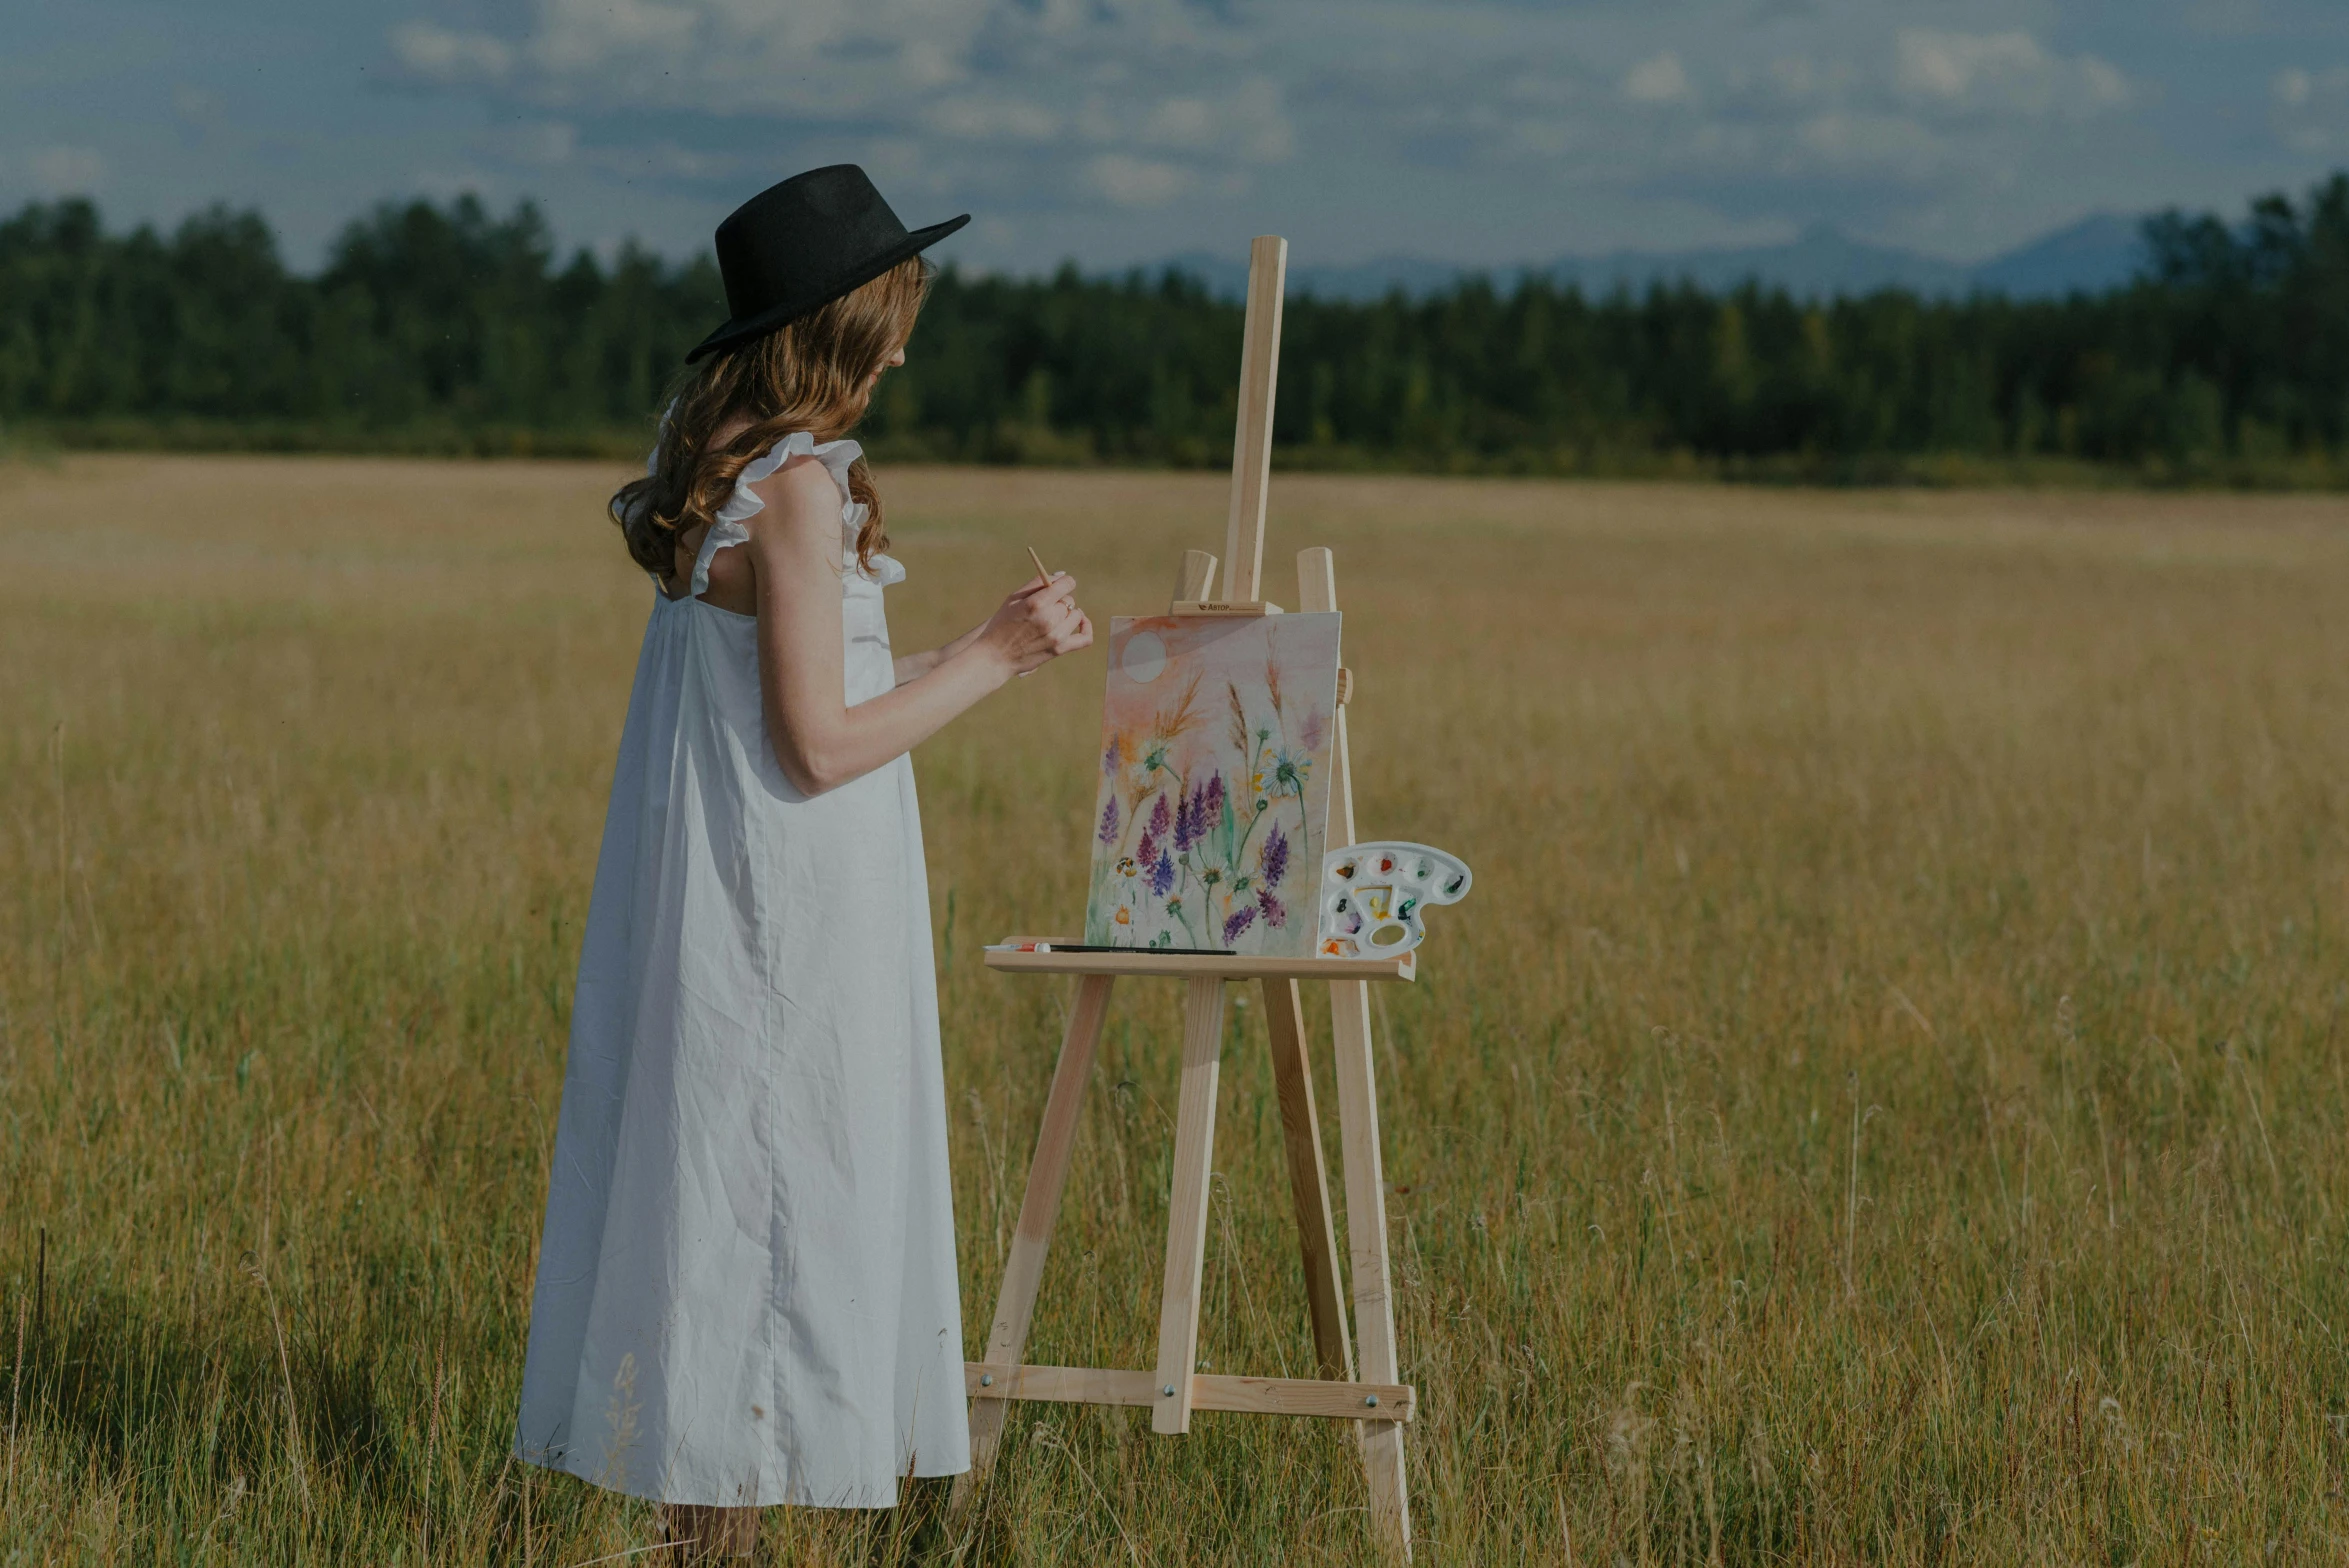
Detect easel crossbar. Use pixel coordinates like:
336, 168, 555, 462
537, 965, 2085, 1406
965, 1363, 1417, 1423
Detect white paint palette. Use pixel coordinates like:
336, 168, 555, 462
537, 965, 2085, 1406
1316, 841, 1472, 960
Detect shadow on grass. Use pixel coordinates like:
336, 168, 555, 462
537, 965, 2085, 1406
3, 1271, 417, 1510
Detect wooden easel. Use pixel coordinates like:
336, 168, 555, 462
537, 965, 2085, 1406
957, 237, 1418, 1559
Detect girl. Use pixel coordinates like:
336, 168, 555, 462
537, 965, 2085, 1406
514, 166, 1091, 1558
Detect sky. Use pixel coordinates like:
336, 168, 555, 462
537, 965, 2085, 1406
9, 0, 2349, 276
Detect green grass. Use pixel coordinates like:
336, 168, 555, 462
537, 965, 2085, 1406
3, 455, 2347, 1563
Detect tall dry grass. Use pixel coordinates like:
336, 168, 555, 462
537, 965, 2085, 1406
2, 454, 2346, 1563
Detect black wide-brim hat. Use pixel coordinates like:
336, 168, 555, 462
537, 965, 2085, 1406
686, 164, 968, 363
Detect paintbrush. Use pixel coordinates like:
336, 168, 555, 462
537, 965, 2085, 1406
1026, 546, 1055, 591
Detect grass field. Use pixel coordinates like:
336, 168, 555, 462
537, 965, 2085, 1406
3, 453, 2347, 1564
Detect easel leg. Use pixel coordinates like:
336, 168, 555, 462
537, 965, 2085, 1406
1151, 976, 1227, 1435
1263, 978, 1353, 1381
1330, 977, 1412, 1560
959, 974, 1115, 1498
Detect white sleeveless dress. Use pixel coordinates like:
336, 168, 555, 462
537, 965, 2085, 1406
514, 433, 969, 1508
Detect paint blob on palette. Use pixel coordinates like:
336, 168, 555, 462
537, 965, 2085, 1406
1084, 613, 1342, 956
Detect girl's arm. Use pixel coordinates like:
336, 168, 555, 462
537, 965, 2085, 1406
895, 563, 1065, 683
744, 456, 1091, 796
892, 622, 988, 685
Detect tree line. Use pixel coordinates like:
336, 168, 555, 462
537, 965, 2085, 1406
8, 177, 2349, 482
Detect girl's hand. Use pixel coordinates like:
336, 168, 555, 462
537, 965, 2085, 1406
980, 572, 1093, 678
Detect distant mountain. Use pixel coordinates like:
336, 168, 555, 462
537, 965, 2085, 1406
1152, 214, 2149, 304
1965, 214, 2145, 298
1536, 224, 1975, 300
1152, 250, 1469, 301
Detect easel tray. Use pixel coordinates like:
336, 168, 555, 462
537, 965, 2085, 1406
983, 947, 1415, 981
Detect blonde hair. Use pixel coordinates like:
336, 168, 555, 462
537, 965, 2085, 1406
613, 255, 930, 578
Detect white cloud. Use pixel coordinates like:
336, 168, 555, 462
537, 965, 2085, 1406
1138, 80, 1293, 162
172, 86, 224, 129
1142, 96, 1222, 150
1084, 152, 1195, 207
1624, 52, 1694, 107
899, 38, 967, 91
2081, 58, 2128, 106
391, 21, 515, 82
363, 0, 2168, 269
1343, 16, 2142, 223
1795, 110, 1945, 177
926, 96, 1061, 143
1896, 30, 2035, 102
503, 0, 997, 109
386, 0, 1292, 204
2272, 64, 2349, 151
1894, 30, 2129, 118
502, 120, 580, 166
11, 145, 108, 195
587, 140, 749, 181
1292, 14, 2127, 192
527, 0, 700, 75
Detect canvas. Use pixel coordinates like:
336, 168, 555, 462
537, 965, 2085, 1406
1084, 612, 1342, 954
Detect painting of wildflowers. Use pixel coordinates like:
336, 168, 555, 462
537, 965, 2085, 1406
1083, 612, 1342, 954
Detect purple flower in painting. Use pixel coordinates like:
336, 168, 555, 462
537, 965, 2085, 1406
1256, 888, 1287, 928
1101, 735, 1124, 777
1096, 797, 1120, 845
1138, 797, 1164, 867
1260, 823, 1290, 888
1177, 772, 1225, 851
1174, 779, 1205, 852
1222, 905, 1258, 945
1150, 849, 1176, 896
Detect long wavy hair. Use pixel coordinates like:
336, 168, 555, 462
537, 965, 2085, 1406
613, 255, 930, 581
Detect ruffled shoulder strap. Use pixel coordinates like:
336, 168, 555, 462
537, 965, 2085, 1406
690, 432, 883, 597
